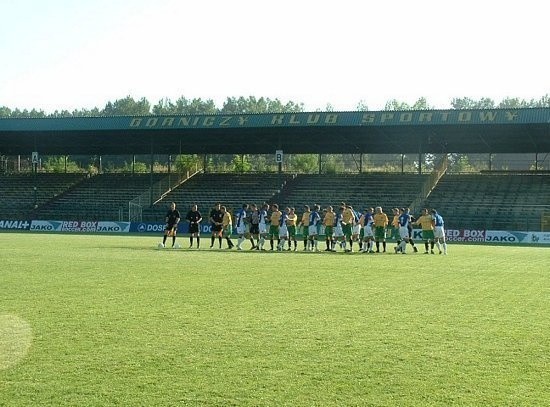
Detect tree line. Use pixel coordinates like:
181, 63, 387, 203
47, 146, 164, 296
1, 94, 549, 118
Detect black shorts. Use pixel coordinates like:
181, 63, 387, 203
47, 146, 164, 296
165, 224, 178, 234
250, 224, 260, 235
189, 223, 200, 234
211, 224, 222, 232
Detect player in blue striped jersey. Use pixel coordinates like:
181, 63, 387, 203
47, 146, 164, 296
431, 209, 448, 255
308, 204, 322, 251
235, 204, 249, 250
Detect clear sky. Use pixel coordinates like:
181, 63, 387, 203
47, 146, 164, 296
1, 0, 549, 113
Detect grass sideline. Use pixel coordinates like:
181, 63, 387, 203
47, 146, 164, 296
1, 233, 549, 406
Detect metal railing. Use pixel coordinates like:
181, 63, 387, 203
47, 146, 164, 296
128, 169, 202, 222
409, 154, 449, 214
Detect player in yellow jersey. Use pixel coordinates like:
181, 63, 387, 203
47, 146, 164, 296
414, 208, 435, 254
323, 206, 336, 251
286, 207, 298, 251
221, 206, 235, 249
299, 205, 311, 250
269, 204, 282, 251
373, 206, 389, 253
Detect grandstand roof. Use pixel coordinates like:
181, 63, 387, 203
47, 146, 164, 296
1, 108, 549, 155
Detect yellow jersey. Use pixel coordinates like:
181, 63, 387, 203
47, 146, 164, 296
391, 214, 400, 228
270, 210, 282, 225
286, 213, 297, 226
222, 212, 232, 227
343, 208, 355, 224
324, 211, 336, 226
301, 211, 310, 226
373, 213, 389, 228
416, 214, 434, 230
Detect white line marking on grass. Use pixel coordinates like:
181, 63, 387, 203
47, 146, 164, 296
0, 314, 33, 370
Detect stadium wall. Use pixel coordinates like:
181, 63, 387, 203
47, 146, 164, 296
1, 219, 549, 245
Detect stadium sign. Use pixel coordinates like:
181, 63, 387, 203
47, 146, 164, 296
0, 220, 31, 230
445, 229, 486, 242
29, 220, 130, 233
30, 220, 62, 231
131, 222, 189, 234
130, 222, 214, 234
485, 230, 528, 243
127, 110, 527, 130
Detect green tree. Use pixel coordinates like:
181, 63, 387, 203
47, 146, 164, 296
356, 100, 369, 111
231, 155, 252, 173
0, 106, 11, 118
451, 97, 496, 109
174, 154, 201, 174
290, 154, 318, 174
384, 97, 432, 111
42, 156, 82, 173
153, 97, 218, 115
220, 96, 303, 114
102, 96, 151, 115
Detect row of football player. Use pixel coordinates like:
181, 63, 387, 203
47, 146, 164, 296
160, 202, 448, 255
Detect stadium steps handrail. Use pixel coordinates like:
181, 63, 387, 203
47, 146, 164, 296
128, 169, 203, 221
410, 154, 449, 213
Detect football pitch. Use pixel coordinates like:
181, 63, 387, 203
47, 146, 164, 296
1, 233, 549, 406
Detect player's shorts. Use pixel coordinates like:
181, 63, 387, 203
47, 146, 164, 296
165, 223, 178, 235
236, 224, 246, 235
250, 223, 260, 235
269, 224, 279, 237
211, 223, 222, 233
434, 226, 445, 239
352, 224, 361, 235
279, 224, 289, 238
189, 223, 199, 234
422, 230, 435, 241
342, 224, 352, 238
287, 225, 297, 238
399, 226, 409, 239
259, 222, 267, 235
301, 225, 309, 238
334, 225, 344, 237
223, 225, 233, 237
363, 226, 374, 238
390, 227, 400, 240
324, 225, 334, 237
308, 225, 318, 236
374, 226, 386, 240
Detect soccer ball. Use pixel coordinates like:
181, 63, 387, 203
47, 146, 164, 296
157, 243, 165, 249
174, 243, 182, 249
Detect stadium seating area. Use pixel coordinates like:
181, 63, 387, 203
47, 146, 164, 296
1, 171, 548, 231
273, 173, 429, 213
423, 173, 550, 231
0, 173, 86, 219
32, 173, 165, 221
144, 173, 290, 221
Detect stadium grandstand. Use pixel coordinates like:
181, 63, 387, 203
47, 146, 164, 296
1, 109, 549, 232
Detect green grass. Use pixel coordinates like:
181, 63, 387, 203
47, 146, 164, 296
1, 233, 549, 406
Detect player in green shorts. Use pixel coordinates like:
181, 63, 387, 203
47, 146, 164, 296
413, 208, 436, 254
